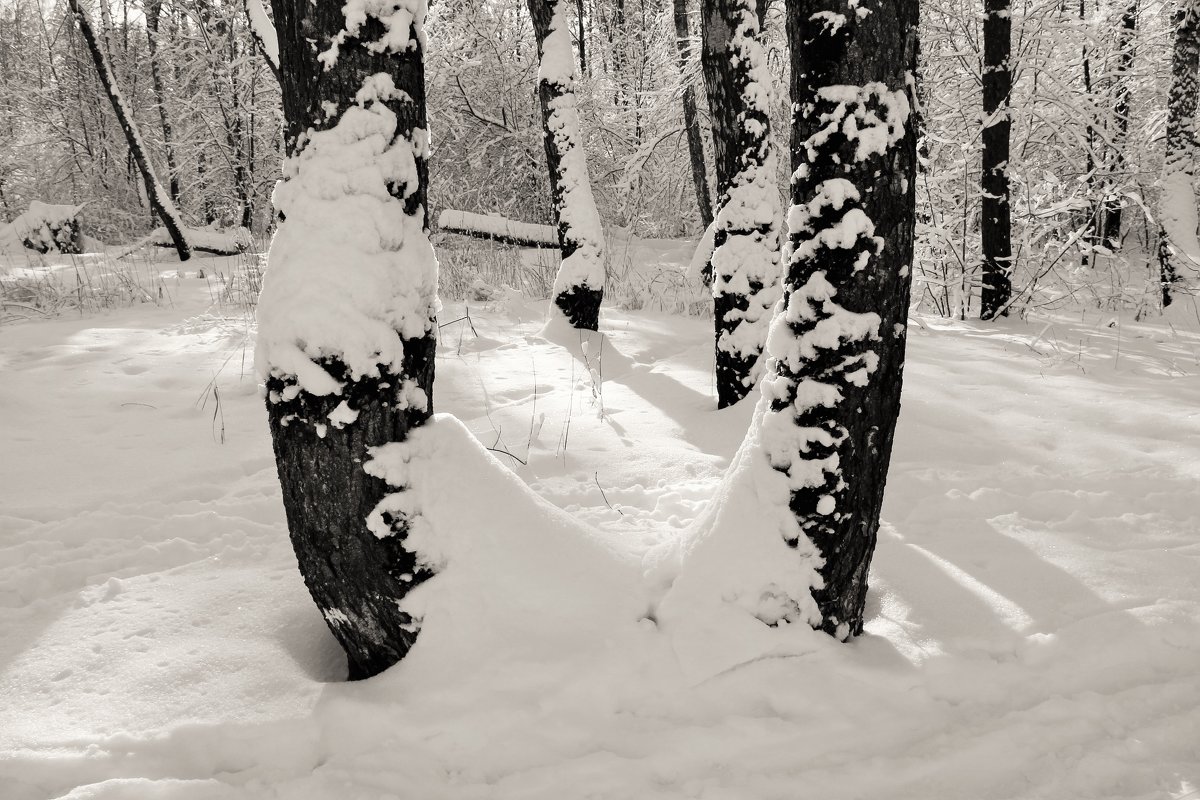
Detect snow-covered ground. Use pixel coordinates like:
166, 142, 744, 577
2, 258, 1199, 799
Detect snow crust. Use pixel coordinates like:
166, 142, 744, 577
1160, 169, 1200, 276
255, 73, 438, 396
318, 0, 427, 68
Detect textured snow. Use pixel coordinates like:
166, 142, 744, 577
255, 73, 438, 397
2, 270, 1200, 799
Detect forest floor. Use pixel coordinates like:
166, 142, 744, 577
2, 253, 1200, 799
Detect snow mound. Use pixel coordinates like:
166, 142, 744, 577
656, 388, 825, 683
367, 413, 649, 683
0, 201, 84, 255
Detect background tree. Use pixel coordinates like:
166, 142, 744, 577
529, 0, 608, 329
1159, 0, 1200, 306
255, 0, 440, 679
979, 0, 1011, 319
66, 0, 192, 260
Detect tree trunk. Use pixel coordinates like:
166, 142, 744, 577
145, 0, 180, 206
980, 0, 1011, 319
1160, 0, 1200, 306
673, 0, 714, 228
1100, 0, 1138, 249
529, 0, 607, 330
700, 0, 767, 201
67, 0, 191, 261
707, 0, 781, 408
258, 0, 440, 679
776, 0, 918, 635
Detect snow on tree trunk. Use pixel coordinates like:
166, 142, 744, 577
673, 0, 714, 229
707, 0, 782, 408
1159, 0, 1200, 307
980, 0, 1011, 320
67, 0, 191, 263
664, 0, 918, 645
256, 0, 439, 680
528, 0, 607, 330
244, 0, 281, 81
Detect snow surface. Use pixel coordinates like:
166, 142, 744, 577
3, 260, 1200, 798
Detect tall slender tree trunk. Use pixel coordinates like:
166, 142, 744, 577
777, 0, 918, 634
707, 0, 781, 408
1100, 0, 1138, 249
529, 0, 607, 330
145, 0, 180, 206
980, 0, 1011, 319
1080, 0, 1098, 264
257, 0, 440, 679
67, 0, 191, 261
1160, 0, 1200, 306
673, 0, 714, 228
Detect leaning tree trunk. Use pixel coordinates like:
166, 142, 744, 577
67, 0, 191, 261
1100, 0, 1138, 250
529, 0, 607, 330
707, 0, 781, 408
673, 0, 714, 229
145, 0, 180, 206
979, 0, 1011, 319
1158, 0, 1200, 306
777, 0, 918, 635
256, 0, 440, 679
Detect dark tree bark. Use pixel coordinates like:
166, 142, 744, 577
700, 0, 767, 202
979, 0, 1011, 319
779, 0, 918, 635
673, 0, 714, 228
529, 0, 607, 330
67, 0, 191, 261
1080, 0, 1097, 264
1160, 0, 1200, 305
264, 0, 438, 679
707, 0, 781, 409
145, 0, 180, 206
1099, 0, 1138, 249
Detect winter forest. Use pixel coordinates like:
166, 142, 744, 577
1, 0, 1199, 794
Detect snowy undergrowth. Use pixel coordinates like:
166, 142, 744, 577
2, 264, 1200, 798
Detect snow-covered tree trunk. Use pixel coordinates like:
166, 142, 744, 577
673, 0, 714, 229
1100, 0, 1138, 249
256, 0, 440, 679
67, 0, 191, 262
707, 0, 781, 408
980, 0, 1011, 319
776, 0, 918, 635
1159, 0, 1200, 306
145, 0, 180, 206
529, 0, 607, 330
